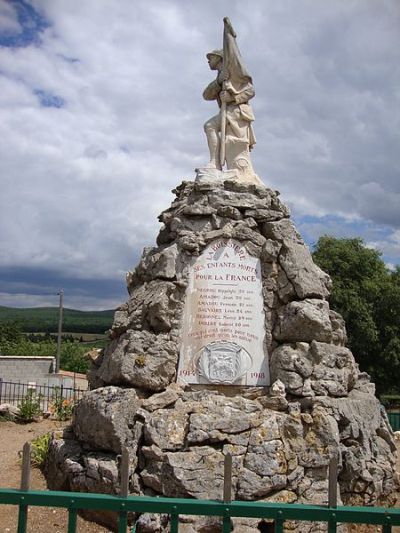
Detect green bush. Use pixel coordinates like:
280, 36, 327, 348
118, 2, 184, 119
0, 337, 55, 356
31, 433, 51, 467
49, 387, 74, 421
60, 342, 90, 373
17, 389, 43, 422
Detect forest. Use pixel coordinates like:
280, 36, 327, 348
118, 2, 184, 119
0, 306, 114, 334
312, 236, 400, 401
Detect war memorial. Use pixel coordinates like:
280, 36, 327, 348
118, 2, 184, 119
45, 18, 398, 532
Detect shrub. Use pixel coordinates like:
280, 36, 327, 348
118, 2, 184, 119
60, 342, 90, 373
17, 389, 43, 422
31, 433, 51, 467
49, 387, 74, 421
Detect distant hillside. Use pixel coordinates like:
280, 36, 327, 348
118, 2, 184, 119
0, 306, 115, 334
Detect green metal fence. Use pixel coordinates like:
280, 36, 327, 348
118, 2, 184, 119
1, 487, 400, 533
388, 411, 400, 432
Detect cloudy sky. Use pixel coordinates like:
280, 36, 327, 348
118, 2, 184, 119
0, 0, 399, 311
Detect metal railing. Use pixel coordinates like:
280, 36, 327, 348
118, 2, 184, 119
387, 411, 400, 432
1, 446, 399, 532
0, 379, 85, 411
1, 487, 400, 533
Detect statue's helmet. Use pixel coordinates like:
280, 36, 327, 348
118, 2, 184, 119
206, 49, 223, 60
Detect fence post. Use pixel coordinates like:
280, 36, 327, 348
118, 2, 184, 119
328, 454, 338, 508
20, 442, 31, 490
119, 448, 130, 533
0, 377, 3, 404
223, 453, 232, 503
223, 453, 232, 532
328, 454, 339, 533
17, 442, 31, 533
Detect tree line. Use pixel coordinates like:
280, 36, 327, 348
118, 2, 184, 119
0, 306, 114, 334
313, 236, 400, 397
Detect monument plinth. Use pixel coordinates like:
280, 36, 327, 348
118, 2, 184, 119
178, 238, 268, 386
45, 18, 398, 533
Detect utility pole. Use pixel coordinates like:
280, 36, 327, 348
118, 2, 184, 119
56, 289, 64, 373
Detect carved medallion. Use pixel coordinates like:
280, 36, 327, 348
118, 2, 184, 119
196, 341, 252, 384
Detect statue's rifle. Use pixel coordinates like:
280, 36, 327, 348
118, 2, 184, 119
219, 17, 236, 169
219, 85, 227, 169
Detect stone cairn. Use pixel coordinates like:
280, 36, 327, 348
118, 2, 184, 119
45, 179, 398, 532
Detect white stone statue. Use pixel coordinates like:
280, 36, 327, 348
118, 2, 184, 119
198, 17, 261, 185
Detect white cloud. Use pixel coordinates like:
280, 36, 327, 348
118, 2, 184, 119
0, 291, 122, 311
357, 182, 400, 227
367, 229, 400, 263
0, 0, 20, 34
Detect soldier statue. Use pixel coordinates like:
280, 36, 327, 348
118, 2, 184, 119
200, 18, 261, 184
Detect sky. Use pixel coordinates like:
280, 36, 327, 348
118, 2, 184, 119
0, 0, 399, 311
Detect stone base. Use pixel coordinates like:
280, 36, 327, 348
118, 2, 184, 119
46, 384, 398, 532
195, 166, 263, 186
195, 166, 238, 182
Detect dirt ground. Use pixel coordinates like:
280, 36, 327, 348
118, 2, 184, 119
0, 419, 399, 533
0, 419, 112, 532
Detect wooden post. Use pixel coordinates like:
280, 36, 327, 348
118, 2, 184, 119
18, 442, 31, 533
20, 442, 31, 491
120, 448, 130, 498
328, 454, 338, 508
118, 448, 130, 533
223, 452, 232, 503
55, 289, 63, 374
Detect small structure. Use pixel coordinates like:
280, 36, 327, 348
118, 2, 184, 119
0, 355, 55, 386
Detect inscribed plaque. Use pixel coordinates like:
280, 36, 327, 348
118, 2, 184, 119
177, 239, 269, 386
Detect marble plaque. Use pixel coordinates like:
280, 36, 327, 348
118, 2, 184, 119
177, 239, 269, 386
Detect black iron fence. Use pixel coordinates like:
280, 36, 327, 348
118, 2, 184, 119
0, 379, 85, 411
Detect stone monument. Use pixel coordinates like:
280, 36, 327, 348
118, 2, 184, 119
45, 18, 398, 533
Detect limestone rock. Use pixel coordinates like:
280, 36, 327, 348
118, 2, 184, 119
73, 386, 141, 453
136, 244, 179, 281
141, 384, 183, 412
270, 343, 313, 396
45, 435, 84, 491
70, 453, 119, 494
309, 341, 358, 397
94, 330, 178, 392
274, 299, 332, 343
135, 513, 169, 533
141, 446, 226, 500
329, 310, 347, 346
270, 379, 286, 396
279, 240, 331, 299
187, 396, 262, 445
258, 395, 288, 412
262, 219, 331, 299
270, 341, 359, 398
144, 408, 188, 450
0, 403, 19, 419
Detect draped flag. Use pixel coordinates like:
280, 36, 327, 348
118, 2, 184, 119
219, 17, 254, 166
221, 17, 253, 92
